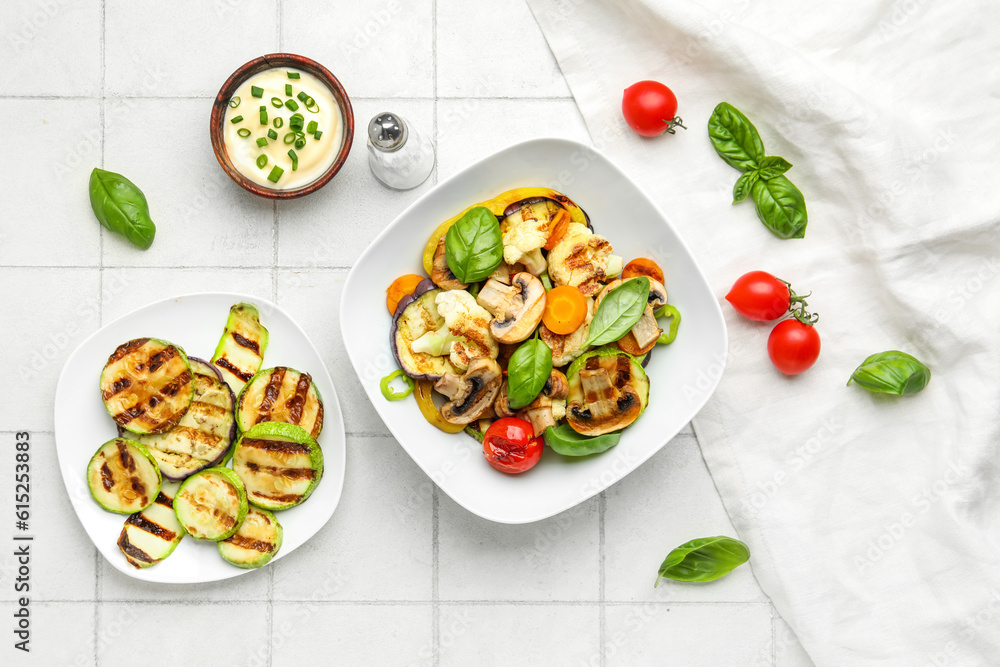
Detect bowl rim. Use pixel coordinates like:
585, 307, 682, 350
209, 52, 355, 200
339, 137, 729, 524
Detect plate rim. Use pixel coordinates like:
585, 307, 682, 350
54, 290, 346, 583
341, 137, 728, 524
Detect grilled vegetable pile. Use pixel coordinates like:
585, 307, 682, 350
381, 187, 682, 474
88, 301, 326, 570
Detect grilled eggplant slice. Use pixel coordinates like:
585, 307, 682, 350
173, 467, 248, 541
132, 356, 236, 481
232, 422, 324, 510
87, 438, 162, 514
100, 338, 194, 435
211, 303, 269, 395
236, 367, 324, 438
218, 507, 283, 569
117, 481, 185, 568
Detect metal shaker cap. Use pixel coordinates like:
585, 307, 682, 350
367, 112, 408, 152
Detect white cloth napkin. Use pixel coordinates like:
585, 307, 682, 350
526, 0, 1000, 663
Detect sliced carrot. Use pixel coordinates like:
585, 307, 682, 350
386, 274, 426, 315
617, 330, 657, 356
543, 209, 572, 251
542, 285, 588, 335
622, 258, 664, 285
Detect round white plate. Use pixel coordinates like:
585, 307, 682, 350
341, 138, 727, 524
54, 292, 345, 583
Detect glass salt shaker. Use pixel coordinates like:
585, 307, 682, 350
366, 112, 435, 190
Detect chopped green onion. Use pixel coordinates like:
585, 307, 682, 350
256, 154, 268, 169
270, 97, 283, 108
306, 120, 318, 134
259, 106, 267, 124
283, 132, 297, 145
313, 130, 323, 140
237, 128, 251, 138
256, 137, 268, 147
229, 96, 241, 108
380, 370, 415, 401
251, 85, 264, 98
286, 72, 300, 79
304, 97, 319, 112
267, 165, 284, 182
288, 149, 298, 171
273, 117, 284, 128
284, 99, 299, 111
285, 84, 292, 96
267, 129, 278, 140
230, 115, 243, 124
289, 113, 304, 130
294, 138, 306, 149
297, 91, 309, 102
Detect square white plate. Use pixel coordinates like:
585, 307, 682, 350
341, 138, 726, 524
54, 293, 345, 583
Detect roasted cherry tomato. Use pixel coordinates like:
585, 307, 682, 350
482, 417, 543, 474
622, 257, 664, 285
621, 81, 685, 137
386, 274, 425, 315
768, 319, 820, 375
725, 271, 796, 321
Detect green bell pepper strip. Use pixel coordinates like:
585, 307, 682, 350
380, 370, 415, 401
544, 423, 622, 456
655, 305, 681, 345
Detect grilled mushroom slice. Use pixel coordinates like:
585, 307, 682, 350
476, 272, 546, 343
435, 358, 503, 425
565, 347, 649, 436
517, 369, 571, 437
432, 235, 468, 291
494, 380, 517, 418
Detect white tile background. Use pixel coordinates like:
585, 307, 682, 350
0, 0, 815, 664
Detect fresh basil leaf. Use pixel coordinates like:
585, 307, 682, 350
89, 168, 156, 249
732, 170, 759, 204
586, 277, 650, 347
751, 175, 808, 239
757, 155, 792, 179
848, 350, 931, 395
507, 338, 553, 410
544, 423, 621, 456
655, 536, 750, 586
445, 206, 503, 283
708, 102, 765, 171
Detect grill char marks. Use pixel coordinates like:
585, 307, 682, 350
240, 437, 311, 455
226, 534, 275, 553
255, 367, 287, 425
232, 332, 260, 354
125, 513, 177, 541
154, 492, 173, 509
106, 338, 150, 365
245, 461, 316, 480
286, 373, 312, 424
100, 462, 114, 491
215, 357, 254, 382
117, 529, 154, 566
102, 377, 132, 400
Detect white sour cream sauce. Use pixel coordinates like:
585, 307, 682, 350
223, 67, 344, 190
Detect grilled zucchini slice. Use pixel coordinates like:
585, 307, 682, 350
218, 507, 283, 569
133, 356, 236, 481
87, 438, 162, 514
211, 303, 269, 395
118, 481, 185, 568
236, 367, 324, 438
173, 467, 248, 541
100, 337, 194, 435
232, 422, 324, 510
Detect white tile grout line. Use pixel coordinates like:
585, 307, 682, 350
95, 3, 106, 665
33, 599, 772, 607
599, 491, 607, 667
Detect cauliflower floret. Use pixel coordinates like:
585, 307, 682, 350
501, 210, 549, 273
551, 398, 566, 422
547, 223, 618, 297
410, 290, 498, 372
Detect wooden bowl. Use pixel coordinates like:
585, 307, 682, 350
210, 53, 354, 199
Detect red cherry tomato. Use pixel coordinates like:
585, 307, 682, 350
768, 319, 821, 375
482, 418, 543, 474
621, 81, 685, 137
725, 271, 792, 321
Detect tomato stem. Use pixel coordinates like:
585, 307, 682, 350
778, 278, 819, 325
662, 116, 687, 134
